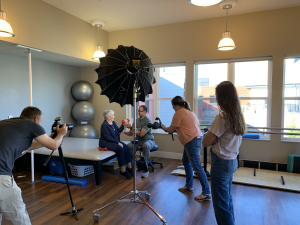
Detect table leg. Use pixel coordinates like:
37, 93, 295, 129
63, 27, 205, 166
93, 161, 102, 186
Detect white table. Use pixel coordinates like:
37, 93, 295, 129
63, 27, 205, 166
35, 137, 117, 186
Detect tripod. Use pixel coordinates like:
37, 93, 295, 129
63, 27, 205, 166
92, 83, 167, 225
44, 144, 84, 220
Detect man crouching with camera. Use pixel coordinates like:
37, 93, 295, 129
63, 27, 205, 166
0, 106, 68, 225
125, 105, 156, 178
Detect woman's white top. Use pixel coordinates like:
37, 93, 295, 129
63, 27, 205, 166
209, 113, 242, 160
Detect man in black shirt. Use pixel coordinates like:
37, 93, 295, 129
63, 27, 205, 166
0, 106, 68, 225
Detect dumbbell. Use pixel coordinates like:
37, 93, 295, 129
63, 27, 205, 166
99, 147, 107, 151
121, 118, 130, 124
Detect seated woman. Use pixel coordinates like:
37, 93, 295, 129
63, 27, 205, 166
99, 109, 133, 179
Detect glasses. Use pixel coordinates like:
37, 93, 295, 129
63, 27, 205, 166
138, 110, 145, 113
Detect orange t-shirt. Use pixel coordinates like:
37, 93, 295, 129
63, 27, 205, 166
171, 108, 202, 145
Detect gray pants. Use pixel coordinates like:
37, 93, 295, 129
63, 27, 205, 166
0, 175, 31, 225
127, 139, 156, 171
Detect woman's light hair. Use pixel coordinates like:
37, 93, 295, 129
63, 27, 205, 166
103, 110, 114, 120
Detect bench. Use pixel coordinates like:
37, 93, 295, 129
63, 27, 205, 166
34, 137, 117, 186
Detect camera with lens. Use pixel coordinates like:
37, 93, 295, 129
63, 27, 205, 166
51, 117, 73, 139
148, 117, 175, 141
147, 117, 163, 129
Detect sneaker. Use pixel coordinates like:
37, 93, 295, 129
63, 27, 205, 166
120, 171, 132, 179
126, 167, 134, 176
141, 171, 149, 178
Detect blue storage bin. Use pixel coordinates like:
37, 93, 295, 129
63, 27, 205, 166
49, 160, 69, 175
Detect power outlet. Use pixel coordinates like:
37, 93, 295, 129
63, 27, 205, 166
8, 116, 13, 119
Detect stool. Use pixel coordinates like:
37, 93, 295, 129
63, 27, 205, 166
137, 144, 163, 172
148, 145, 163, 172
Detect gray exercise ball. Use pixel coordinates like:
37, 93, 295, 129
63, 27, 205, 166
71, 81, 94, 101
72, 101, 95, 121
70, 125, 98, 139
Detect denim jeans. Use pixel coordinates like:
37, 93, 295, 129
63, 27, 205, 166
210, 150, 238, 225
182, 136, 210, 194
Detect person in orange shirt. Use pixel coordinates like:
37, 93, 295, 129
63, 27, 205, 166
162, 96, 211, 201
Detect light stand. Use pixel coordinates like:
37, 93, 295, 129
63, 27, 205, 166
92, 81, 167, 225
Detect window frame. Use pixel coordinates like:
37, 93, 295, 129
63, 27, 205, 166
282, 55, 300, 141
126, 62, 186, 132
194, 57, 273, 139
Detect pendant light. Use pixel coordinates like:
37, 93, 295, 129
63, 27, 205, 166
0, 0, 15, 37
188, 0, 224, 7
91, 20, 105, 60
217, 3, 236, 51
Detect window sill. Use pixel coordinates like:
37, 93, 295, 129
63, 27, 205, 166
152, 130, 177, 135
243, 138, 270, 141
281, 139, 300, 143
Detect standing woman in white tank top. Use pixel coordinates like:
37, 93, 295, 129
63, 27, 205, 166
202, 81, 246, 225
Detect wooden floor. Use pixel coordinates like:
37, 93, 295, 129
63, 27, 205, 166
3, 157, 300, 225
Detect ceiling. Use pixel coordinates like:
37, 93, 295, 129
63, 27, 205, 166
0, 40, 99, 67
43, 0, 300, 32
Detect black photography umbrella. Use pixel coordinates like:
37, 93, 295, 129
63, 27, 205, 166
93, 45, 167, 224
95, 45, 156, 107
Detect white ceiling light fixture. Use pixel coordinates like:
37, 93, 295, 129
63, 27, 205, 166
0, 0, 15, 37
91, 19, 105, 60
188, 0, 224, 7
217, 1, 236, 51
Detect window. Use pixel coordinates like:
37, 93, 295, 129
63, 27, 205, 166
283, 56, 300, 139
195, 58, 272, 138
127, 63, 186, 129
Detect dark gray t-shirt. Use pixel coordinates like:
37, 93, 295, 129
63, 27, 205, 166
0, 117, 46, 175
133, 116, 154, 141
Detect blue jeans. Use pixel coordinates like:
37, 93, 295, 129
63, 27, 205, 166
182, 136, 210, 194
210, 150, 238, 225
114, 142, 132, 167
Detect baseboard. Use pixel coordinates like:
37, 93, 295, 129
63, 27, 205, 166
150, 151, 182, 160
150, 151, 211, 163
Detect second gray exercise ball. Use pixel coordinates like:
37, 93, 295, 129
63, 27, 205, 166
70, 125, 98, 139
72, 101, 95, 121
71, 80, 94, 101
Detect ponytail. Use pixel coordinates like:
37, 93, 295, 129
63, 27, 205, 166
183, 101, 191, 111
171, 96, 191, 111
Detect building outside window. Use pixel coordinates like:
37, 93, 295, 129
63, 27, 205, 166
283, 56, 300, 139
127, 63, 186, 129
194, 58, 272, 138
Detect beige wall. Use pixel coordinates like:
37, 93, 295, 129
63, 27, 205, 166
0, 0, 108, 62
89, 6, 300, 164
2, 2, 300, 163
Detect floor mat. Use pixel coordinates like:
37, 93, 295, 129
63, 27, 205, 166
171, 163, 300, 192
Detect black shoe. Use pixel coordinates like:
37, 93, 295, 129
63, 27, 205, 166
126, 167, 134, 176
119, 171, 132, 179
